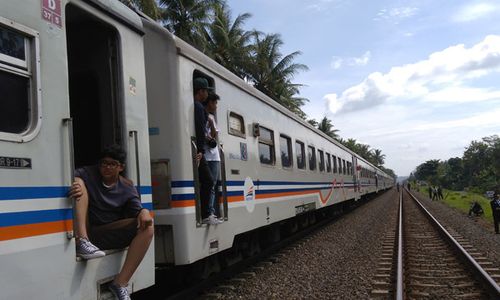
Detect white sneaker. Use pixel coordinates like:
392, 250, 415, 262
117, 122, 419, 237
76, 237, 105, 259
202, 215, 223, 225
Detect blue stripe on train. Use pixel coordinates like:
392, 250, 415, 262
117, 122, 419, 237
0, 186, 152, 201
0, 202, 153, 227
171, 180, 356, 188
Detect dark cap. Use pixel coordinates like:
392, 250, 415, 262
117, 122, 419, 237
193, 77, 214, 91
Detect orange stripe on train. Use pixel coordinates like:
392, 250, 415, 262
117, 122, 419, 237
0, 220, 73, 241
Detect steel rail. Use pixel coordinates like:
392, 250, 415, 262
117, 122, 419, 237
395, 190, 404, 300
405, 189, 500, 298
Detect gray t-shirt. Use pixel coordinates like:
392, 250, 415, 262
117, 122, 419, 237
75, 165, 143, 225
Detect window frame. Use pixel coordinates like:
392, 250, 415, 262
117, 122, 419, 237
332, 155, 337, 173
279, 134, 293, 169
0, 18, 41, 142
342, 159, 347, 175
318, 149, 325, 172
258, 125, 275, 165
308, 145, 316, 171
227, 111, 246, 138
326, 153, 331, 173
295, 140, 306, 170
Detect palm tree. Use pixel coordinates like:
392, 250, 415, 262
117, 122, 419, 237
371, 149, 386, 167
159, 0, 222, 50
120, 0, 161, 19
246, 31, 309, 116
203, 3, 252, 78
317, 116, 339, 139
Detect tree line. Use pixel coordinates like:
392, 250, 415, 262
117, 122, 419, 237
122, 0, 395, 178
410, 135, 499, 193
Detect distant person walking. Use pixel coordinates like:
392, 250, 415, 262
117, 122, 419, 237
437, 186, 444, 200
432, 186, 438, 201
490, 190, 500, 234
397, 182, 400, 192
407, 182, 411, 191
428, 186, 433, 200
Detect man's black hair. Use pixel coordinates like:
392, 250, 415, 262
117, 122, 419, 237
100, 144, 126, 164
204, 92, 220, 106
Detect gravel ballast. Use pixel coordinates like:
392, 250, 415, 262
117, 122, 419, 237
212, 189, 400, 299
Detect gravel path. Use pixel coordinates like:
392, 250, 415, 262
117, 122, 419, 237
210, 189, 400, 299
411, 190, 500, 270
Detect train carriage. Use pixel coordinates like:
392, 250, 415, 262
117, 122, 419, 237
141, 14, 393, 266
0, 0, 154, 299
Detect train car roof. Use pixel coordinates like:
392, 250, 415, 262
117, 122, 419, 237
83, 0, 144, 35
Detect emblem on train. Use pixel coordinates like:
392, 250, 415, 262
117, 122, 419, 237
243, 177, 256, 212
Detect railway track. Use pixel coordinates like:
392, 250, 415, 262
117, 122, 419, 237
374, 189, 500, 299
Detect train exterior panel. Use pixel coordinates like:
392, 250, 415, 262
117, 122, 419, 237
0, 1, 154, 299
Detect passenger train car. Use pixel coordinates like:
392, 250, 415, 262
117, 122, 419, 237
0, 0, 393, 299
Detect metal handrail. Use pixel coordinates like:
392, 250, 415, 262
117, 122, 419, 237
129, 130, 141, 199
406, 189, 500, 297
191, 138, 202, 226
63, 118, 75, 239
219, 145, 228, 220
396, 190, 403, 300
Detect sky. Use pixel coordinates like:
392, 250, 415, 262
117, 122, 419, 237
226, 0, 500, 176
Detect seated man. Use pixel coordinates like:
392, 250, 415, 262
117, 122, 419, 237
69, 145, 154, 300
468, 201, 484, 217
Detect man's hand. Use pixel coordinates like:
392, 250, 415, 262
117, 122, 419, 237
137, 209, 153, 230
195, 152, 203, 167
69, 181, 83, 200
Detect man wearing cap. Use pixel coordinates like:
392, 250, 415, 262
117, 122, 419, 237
490, 190, 500, 234
193, 77, 219, 225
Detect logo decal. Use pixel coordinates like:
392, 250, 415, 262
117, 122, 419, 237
243, 177, 255, 212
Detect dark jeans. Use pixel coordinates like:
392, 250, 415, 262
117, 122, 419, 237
494, 216, 499, 233
198, 157, 214, 219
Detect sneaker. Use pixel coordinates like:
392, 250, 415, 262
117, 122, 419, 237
202, 215, 223, 225
76, 237, 105, 259
108, 282, 131, 300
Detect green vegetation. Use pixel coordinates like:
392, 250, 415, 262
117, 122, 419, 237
416, 185, 494, 223
412, 135, 499, 194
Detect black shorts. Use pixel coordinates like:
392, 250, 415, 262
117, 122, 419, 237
89, 218, 138, 250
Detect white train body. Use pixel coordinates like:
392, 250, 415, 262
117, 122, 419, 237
0, 0, 393, 299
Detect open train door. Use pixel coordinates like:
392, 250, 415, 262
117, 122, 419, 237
352, 156, 361, 200
65, 1, 154, 298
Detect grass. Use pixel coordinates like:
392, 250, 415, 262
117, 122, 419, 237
416, 185, 494, 224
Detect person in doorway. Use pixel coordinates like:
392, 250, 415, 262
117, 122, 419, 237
193, 77, 216, 225
69, 145, 154, 300
490, 190, 500, 234
203, 92, 223, 224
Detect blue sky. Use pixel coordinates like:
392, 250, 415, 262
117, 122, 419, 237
226, 0, 500, 176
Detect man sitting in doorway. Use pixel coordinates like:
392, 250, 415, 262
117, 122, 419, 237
69, 145, 154, 300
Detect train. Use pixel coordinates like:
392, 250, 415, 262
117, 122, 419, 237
0, 0, 394, 299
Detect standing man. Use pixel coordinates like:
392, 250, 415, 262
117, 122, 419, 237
193, 77, 215, 225
490, 190, 500, 234
204, 92, 223, 224
69, 145, 154, 300
437, 186, 444, 200
428, 186, 433, 200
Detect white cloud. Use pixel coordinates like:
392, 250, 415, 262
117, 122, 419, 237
330, 51, 371, 69
453, 3, 499, 22
326, 35, 500, 114
374, 7, 418, 23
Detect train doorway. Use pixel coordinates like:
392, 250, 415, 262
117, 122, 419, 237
65, 4, 123, 169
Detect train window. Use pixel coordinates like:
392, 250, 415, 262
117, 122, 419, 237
308, 146, 316, 171
295, 140, 305, 169
332, 155, 337, 173
338, 157, 342, 174
258, 126, 275, 165
342, 159, 347, 175
0, 22, 40, 141
228, 112, 245, 138
280, 135, 292, 168
326, 153, 331, 172
347, 162, 352, 175
318, 150, 325, 172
